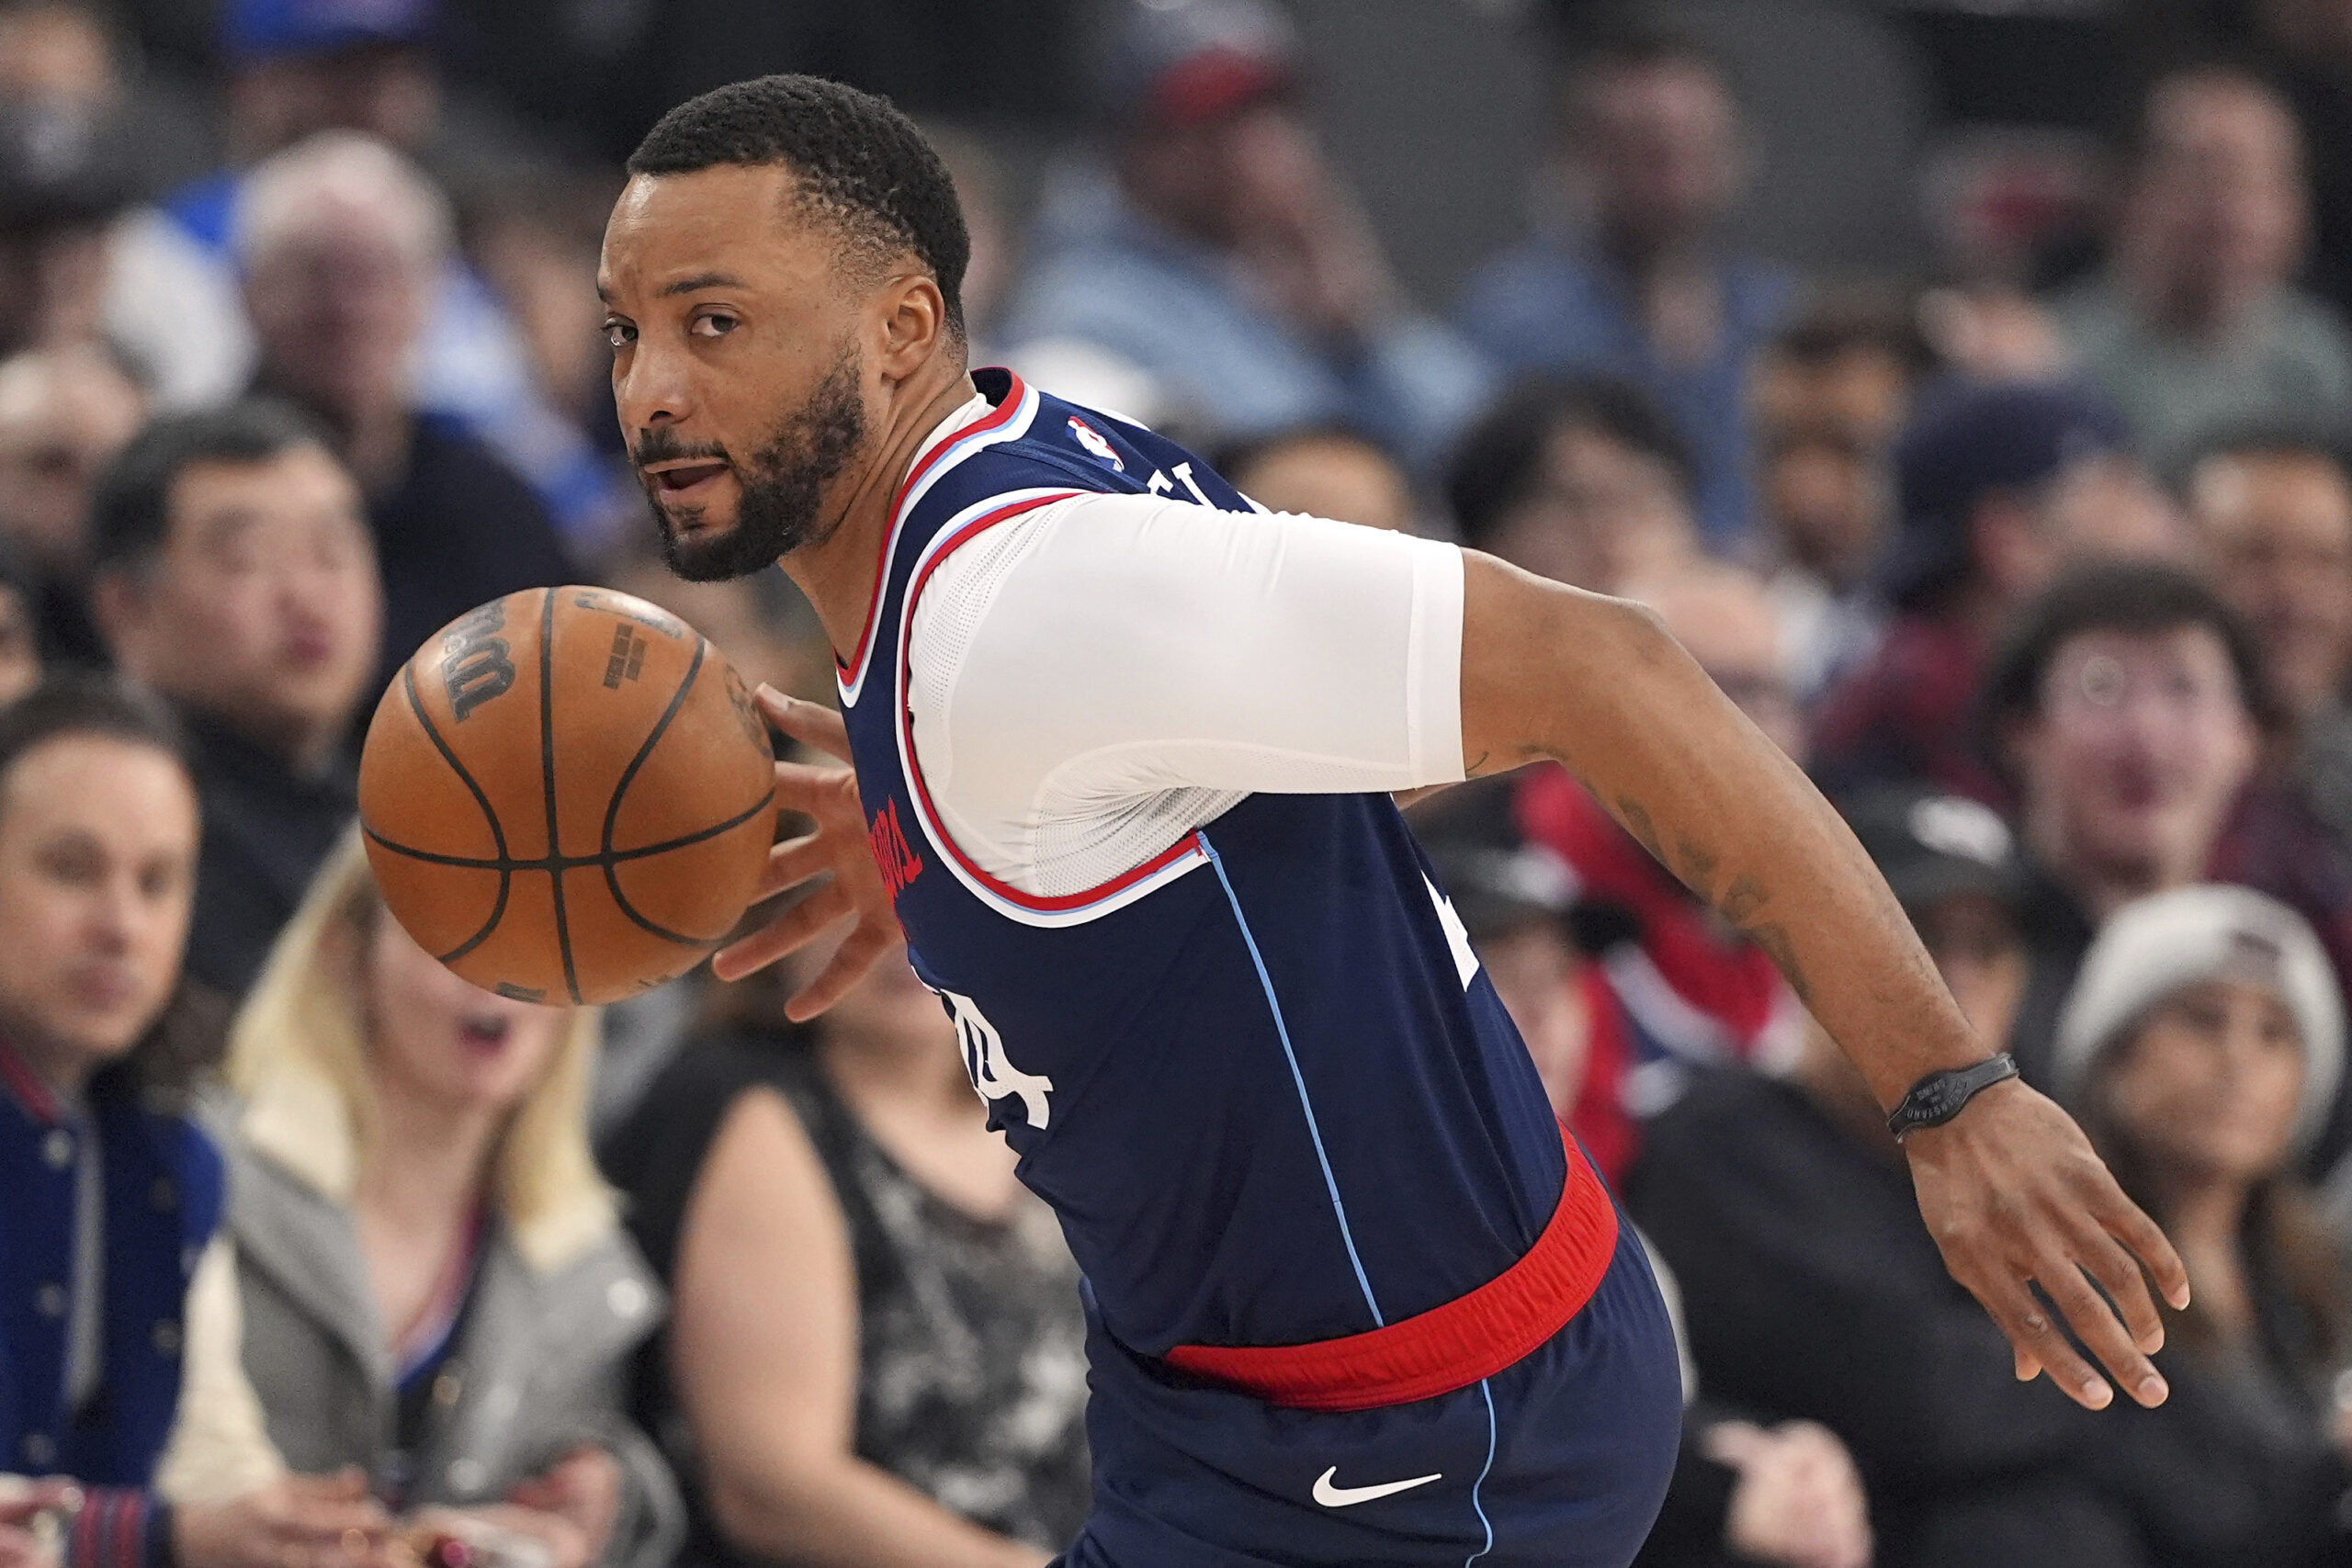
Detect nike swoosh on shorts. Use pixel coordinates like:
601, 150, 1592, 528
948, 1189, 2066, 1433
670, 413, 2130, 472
1311, 1466, 1444, 1507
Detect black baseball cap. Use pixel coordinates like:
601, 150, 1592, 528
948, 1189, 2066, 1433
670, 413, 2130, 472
1841, 784, 2026, 914
1409, 777, 1582, 944
1878, 379, 2133, 609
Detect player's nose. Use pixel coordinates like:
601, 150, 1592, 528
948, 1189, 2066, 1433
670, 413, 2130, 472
612, 336, 696, 433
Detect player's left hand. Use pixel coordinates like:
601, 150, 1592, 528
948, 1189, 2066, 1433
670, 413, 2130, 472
1904, 1077, 2190, 1412
712, 686, 903, 1019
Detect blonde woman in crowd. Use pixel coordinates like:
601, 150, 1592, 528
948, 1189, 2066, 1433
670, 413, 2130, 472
161, 829, 682, 1567
2054, 886, 2352, 1567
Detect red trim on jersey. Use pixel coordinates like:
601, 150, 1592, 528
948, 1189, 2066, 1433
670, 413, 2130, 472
896, 490, 1210, 914
838, 371, 1034, 684
1163, 1119, 1620, 1411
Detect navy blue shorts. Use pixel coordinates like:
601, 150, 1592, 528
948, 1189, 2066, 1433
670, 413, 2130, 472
1053, 1224, 1683, 1568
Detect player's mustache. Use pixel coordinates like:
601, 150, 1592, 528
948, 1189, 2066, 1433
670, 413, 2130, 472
632, 431, 732, 470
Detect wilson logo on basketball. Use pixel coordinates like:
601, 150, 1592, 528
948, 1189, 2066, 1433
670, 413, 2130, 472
604, 623, 649, 688
440, 600, 516, 721
868, 798, 925, 902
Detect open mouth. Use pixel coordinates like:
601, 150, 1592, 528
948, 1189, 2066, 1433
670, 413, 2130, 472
458, 1013, 513, 1050
646, 460, 729, 496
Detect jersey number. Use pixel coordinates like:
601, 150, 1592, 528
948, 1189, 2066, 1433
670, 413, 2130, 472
940, 987, 1055, 1130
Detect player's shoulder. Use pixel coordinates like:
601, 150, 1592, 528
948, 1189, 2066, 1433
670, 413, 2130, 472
951, 367, 1252, 513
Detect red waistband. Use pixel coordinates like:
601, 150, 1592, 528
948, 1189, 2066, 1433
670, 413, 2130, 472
1162, 1120, 1621, 1412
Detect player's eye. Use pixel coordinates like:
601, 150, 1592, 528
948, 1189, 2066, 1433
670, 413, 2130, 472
602, 318, 636, 350
690, 311, 737, 339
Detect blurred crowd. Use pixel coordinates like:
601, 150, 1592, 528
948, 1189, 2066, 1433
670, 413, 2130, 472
4, 0, 2352, 1565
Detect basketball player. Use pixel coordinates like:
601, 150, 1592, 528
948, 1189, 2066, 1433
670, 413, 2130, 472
597, 76, 2188, 1568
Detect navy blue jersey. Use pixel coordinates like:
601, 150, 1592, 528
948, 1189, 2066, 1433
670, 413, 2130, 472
837, 370, 1571, 1359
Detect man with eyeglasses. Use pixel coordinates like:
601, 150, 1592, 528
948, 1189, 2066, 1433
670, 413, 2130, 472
1980, 559, 2270, 1086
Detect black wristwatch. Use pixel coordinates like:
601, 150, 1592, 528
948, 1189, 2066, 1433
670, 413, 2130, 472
1886, 1054, 2019, 1141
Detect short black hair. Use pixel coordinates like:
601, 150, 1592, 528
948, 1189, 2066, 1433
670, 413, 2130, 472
628, 74, 971, 337
1981, 559, 2280, 756
0, 671, 186, 792
1445, 375, 1696, 551
88, 398, 337, 575
1765, 288, 1934, 378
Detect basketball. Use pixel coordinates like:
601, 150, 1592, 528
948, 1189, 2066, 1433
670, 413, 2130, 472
357, 586, 778, 1006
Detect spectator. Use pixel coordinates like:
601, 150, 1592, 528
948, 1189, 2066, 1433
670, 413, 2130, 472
1749, 295, 1931, 701
0, 1, 119, 120
168, 829, 682, 1567
2050, 65, 2352, 468
1811, 381, 2184, 808
89, 400, 382, 1001
0, 678, 392, 1568
1219, 425, 1415, 533
1409, 778, 1874, 1568
1445, 375, 1700, 593
0, 99, 131, 361
1517, 562, 1804, 1094
2188, 433, 2352, 1115
999, 0, 1491, 474
1456, 24, 1793, 548
0, 344, 145, 667
604, 939, 1091, 1568
2046, 885, 2352, 1568
1629, 784, 2151, 1568
106, 0, 634, 544
2256, 0, 2352, 323
234, 132, 575, 694
1981, 561, 2268, 1086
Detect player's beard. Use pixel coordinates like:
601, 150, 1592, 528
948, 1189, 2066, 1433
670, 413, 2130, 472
639, 346, 869, 582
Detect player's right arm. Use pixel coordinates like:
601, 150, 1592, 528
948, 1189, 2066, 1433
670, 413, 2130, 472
1454, 551, 2188, 1414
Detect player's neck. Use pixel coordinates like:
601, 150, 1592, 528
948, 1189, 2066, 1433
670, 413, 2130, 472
783, 364, 980, 662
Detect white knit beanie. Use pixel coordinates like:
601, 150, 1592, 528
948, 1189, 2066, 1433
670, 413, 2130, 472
2053, 885, 2345, 1155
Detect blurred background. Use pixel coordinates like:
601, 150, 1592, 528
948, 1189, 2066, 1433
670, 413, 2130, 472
17, 3, 2352, 1568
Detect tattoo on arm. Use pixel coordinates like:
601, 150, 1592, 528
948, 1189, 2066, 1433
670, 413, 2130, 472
1614, 796, 1665, 864
1610, 793, 1815, 1004
1465, 752, 1491, 777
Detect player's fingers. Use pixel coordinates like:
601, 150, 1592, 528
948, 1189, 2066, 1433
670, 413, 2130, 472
783, 919, 901, 1022
2089, 1177, 2192, 1312
751, 833, 831, 900
2055, 1204, 2167, 1355
770, 758, 858, 821
758, 684, 854, 764
712, 881, 852, 981
2034, 1250, 2168, 1408
1972, 1272, 2114, 1408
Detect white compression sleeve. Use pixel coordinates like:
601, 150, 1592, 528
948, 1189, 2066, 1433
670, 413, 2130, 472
905, 491, 1464, 900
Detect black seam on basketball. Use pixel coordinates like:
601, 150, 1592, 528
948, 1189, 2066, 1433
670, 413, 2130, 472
359, 788, 775, 873
538, 588, 582, 1006
602, 635, 707, 859
600, 637, 718, 945
391, 661, 512, 963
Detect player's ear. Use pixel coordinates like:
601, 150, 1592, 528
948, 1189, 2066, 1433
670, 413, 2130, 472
875, 271, 948, 381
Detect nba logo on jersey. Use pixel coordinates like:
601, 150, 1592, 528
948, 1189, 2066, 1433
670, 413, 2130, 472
1067, 416, 1125, 471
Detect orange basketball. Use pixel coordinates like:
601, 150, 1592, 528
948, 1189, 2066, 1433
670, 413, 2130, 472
358, 586, 777, 1006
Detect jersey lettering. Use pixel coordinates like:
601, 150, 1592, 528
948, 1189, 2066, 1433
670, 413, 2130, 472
867, 798, 926, 903
941, 987, 1054, 1129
